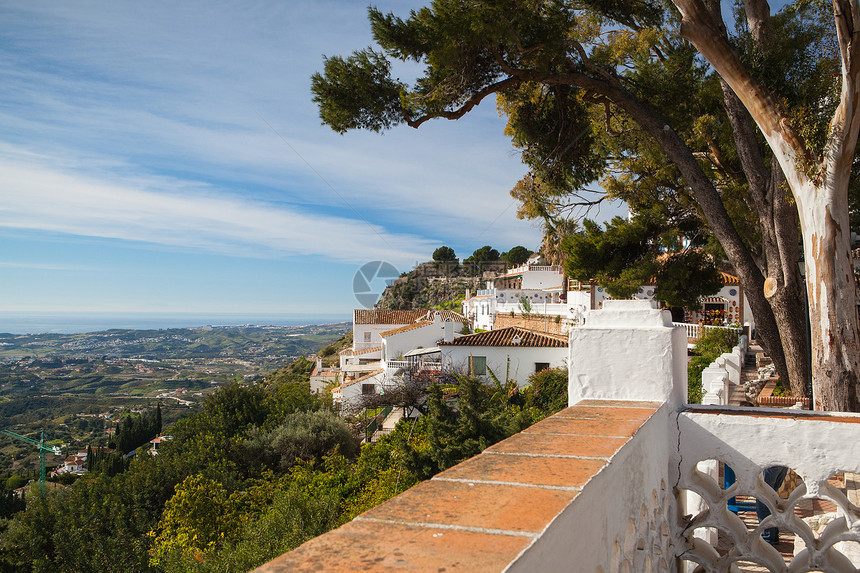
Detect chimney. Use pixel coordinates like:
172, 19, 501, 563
443, 319, 454, 343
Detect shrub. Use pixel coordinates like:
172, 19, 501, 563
687, 328, 740, 404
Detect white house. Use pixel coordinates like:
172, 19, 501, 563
352, 309, 467, 352
51, 451, 88, 476
439, 326, 568, 388
462, 264, 574, 331
331, 369, 385, 409
309, 357, 341, 394
380, 311, 466, 363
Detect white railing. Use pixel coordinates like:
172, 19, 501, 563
676, 407, 860, 572
673, 322, 743, 341
506, 264, 561, 274
674, 321, 701, 339
496, 301, 571, 317
385, 360, 408, 370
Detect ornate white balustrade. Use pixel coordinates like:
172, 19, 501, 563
675, 407, 860, 572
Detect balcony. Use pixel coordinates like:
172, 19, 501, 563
253, 300, 860, 573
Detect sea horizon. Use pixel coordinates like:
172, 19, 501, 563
0, 311, 352, 335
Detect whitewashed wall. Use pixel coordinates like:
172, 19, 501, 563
442, 345, 568, 387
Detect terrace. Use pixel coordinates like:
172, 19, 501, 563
254, 300, 860, 573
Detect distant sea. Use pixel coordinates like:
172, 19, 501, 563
0, 312, 351, 335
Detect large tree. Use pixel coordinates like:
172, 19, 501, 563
312, 0, 859, 410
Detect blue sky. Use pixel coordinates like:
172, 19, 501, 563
0, 1, 619, 317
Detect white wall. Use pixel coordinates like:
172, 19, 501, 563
508, 404, 675, 573
441, 345, 568, 387
569, 299, 687, 405
353, 324, 403, 350
521, 269, 565, 290
382, 317, 466, 361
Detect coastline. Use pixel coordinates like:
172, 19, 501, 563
0, 311, 351, 335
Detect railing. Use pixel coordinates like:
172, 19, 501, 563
386, 360, 408, 370
496, 301, 570, 316
673, 322, 743, 342
506, 264, 561, 274
676, 407, 860, 572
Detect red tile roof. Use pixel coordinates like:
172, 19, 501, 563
438, 326, 567, 348
720, 272, 740, 285
353, 309, 465, 325
339, 369, 384, 388
380, 321, 433, 337
354, 345, 382, 356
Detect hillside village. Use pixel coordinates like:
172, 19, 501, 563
313, 251, 755, 443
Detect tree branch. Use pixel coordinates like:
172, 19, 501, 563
403, 76, 520, 128
671, 0, 813, 186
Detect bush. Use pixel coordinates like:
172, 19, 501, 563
244, 409, 360, 473
523, 368, 568, 417
687, 328, 740, 404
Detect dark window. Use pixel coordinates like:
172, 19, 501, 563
469, 355, 487, 376
362, 383, 376, 395
535, 362, 550, 373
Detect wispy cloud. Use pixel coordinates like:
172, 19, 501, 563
0, 148, 435, 266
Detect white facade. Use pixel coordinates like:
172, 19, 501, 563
380, 313, 463, 362
332, 369, 385, 409
440, 327, 568, 388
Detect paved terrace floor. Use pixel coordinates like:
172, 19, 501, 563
252, 400, 660, 573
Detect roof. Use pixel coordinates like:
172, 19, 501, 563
354, 345, 382, 356
380, 321, 433, 337
719, 272, 740, 285
439, 326, 568, 348
311, 370, 340, 378
353, 309, 465, 325
338, 348, 354, 356
339, 369, 384, 389
403, 346, 441, 357
703, 296, 729, 303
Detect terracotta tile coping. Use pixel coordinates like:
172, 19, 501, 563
684, 405, 860, 424
252, 400, 659, 573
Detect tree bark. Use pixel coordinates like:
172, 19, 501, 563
673, 0, 860, 410
720, 83, 811, 396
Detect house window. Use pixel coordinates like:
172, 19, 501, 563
362, 383, 376, 395
535, 362, 550, 373
363, 332, 371, 342
469, 355, 487, 376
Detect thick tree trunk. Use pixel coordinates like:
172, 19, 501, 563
672, 0, 860, 410
796, 180, 860, 410
720, 84, 810, 396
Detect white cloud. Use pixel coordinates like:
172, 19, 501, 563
0, 150, 435, 267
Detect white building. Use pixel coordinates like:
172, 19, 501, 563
352, 309, 467, 352
463, 264, 571, 331
309, 357, 341, 394
439, 326, 568, 388
331, 369, 385, 409
380, 311, 466, 363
